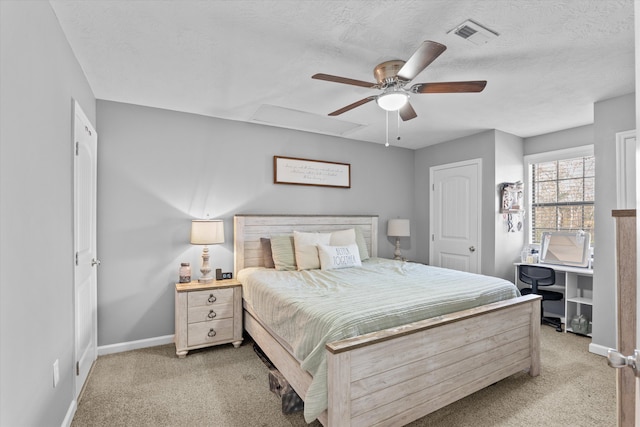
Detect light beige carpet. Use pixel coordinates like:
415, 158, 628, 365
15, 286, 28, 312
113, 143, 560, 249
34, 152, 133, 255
71, 326, 615, 426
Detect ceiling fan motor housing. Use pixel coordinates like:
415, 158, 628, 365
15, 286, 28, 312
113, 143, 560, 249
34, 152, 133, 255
373, 60, 406, 85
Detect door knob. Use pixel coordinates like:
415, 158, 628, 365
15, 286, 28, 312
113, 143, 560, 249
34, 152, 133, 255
469, 246, 476, 252
607, 349, 640, 376
91, 258, 101, 267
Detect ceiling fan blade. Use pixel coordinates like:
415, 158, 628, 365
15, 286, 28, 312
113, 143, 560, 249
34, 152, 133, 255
328, 96, 376, 116
399, 102, 417, 121
411, 80, 487, 93
396, 40, 447, 82
312, 73, 378, 89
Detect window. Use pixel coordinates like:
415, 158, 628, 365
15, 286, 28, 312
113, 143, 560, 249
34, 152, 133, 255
529, 155, 595, 243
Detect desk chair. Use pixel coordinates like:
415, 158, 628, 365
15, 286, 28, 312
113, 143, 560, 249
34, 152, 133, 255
518, 265, 563, 332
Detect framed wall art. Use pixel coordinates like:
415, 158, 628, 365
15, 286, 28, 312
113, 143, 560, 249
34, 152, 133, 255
273, 156, 351, 188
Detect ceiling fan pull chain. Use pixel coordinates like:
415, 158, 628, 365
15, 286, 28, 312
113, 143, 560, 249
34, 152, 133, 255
397, 110, 401, 142
385, 110, 390, 147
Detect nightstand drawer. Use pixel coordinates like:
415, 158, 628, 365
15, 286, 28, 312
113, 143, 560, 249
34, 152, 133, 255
187, 318, 234, 347
188, 302, 233, 323
187, 288, 233, 307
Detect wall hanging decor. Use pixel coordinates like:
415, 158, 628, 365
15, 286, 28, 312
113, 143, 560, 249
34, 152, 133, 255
500, 181, 524, 213
274, 156, 351, 188
500, 182, 524, 232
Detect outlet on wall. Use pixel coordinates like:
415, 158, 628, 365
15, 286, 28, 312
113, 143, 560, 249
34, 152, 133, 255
53, 359, 59, 388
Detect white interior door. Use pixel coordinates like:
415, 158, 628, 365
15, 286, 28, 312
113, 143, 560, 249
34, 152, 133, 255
429, 159, 482, 273
73, 100, 98, 398
616, 130, 636, 209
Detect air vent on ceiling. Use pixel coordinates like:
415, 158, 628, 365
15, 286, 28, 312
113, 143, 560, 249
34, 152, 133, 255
448, 19, 499, 46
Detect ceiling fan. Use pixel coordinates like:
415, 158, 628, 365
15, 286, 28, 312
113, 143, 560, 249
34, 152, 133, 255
312, 40, 487, 121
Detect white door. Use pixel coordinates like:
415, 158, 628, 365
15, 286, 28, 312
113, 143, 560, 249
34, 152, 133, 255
429, 159, 481, 273
73, 100, 98, 398
616, 130, 636, 209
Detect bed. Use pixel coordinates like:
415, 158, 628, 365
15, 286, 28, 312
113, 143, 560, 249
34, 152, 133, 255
234, 214, 541, 426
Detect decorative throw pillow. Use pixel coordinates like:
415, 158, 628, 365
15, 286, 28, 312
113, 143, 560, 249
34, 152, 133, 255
318, 243, 362, 270
330, 227, 370, 261
330, 228, 356, 246
260, 238, 275, 268
270, 235, 296, 271
355, 227, 370, 260
293, 231, 331, 270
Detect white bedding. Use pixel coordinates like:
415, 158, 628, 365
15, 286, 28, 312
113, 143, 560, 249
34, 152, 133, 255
238, 258, 520, 422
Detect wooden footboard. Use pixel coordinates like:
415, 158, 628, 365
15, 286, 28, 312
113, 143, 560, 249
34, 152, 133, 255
245, 294, 541, 427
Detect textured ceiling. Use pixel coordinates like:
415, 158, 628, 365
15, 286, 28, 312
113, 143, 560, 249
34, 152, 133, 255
49, 0, 635, 149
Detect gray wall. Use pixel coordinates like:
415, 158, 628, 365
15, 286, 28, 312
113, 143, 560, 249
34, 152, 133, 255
592, 93, 636, 350
96, 100, 415, 346
414, 129, 524, 281
523, 124, 593, 156
494, 130, 525, 281
0, 2, 96, 426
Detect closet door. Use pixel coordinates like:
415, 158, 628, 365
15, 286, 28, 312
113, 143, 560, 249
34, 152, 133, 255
429, 159, 481, 273
73, 100, 98, 399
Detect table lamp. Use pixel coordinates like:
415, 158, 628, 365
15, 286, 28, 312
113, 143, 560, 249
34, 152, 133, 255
190, 219, 224, 283
387, 219, 410, 260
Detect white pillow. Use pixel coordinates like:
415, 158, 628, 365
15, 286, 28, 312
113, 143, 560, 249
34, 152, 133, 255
330, 228, 356, 246
293, 231, 331, 270
317, 243, 362, 270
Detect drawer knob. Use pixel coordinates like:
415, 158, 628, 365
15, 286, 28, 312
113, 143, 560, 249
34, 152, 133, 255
207, 310, 217, 319
208, 328, 217, 337
208, 294, 217, 304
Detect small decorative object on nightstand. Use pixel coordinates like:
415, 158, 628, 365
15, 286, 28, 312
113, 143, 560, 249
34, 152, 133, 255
174, 279, 243, 358
387, 218, 410, 260
178, 262, 191, 283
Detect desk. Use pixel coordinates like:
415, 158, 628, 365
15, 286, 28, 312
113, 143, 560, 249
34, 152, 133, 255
514, 263, 593, 336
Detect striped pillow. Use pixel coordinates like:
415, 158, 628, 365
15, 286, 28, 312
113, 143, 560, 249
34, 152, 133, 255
270, 235, 296, 271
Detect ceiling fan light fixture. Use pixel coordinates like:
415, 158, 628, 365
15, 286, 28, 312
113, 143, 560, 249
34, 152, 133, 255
376, 92, 408, 111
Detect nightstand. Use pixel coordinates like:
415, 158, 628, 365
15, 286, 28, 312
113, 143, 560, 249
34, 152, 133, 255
174, 279, 243, 358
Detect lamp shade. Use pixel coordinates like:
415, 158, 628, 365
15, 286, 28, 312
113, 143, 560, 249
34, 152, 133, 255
387, 219, 410, 237
190, 219, 224, 245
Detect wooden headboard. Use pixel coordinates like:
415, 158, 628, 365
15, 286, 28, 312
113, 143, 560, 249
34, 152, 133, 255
234, 214, 379, 274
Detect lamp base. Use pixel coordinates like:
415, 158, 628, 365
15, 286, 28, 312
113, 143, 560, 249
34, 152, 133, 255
198, 246, 214, 284
394, 237, 403, 260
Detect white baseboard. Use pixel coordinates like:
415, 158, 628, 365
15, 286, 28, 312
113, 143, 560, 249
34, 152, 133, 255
61, 399, 76, 427
98, 334, 175, 356
589, 342, 610, 357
